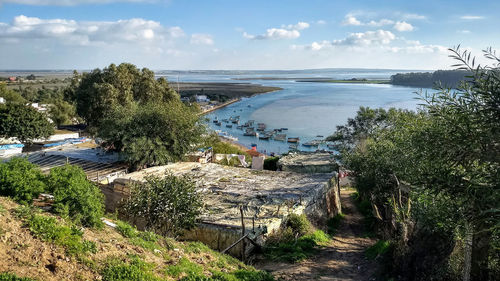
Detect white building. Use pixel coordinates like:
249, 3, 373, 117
195, 95, 210, 103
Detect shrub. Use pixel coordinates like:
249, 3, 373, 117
284, 214, 311, 236
0, 157, 46, 204
45, 165, 104, 227
263, 157, 279, 171
0, 273, 37, 281
123, 174, 202, 236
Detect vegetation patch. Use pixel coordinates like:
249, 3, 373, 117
326, 213, 345, 235
0, 273, 37, 281
264, 214, 330, 263
102, 256, 160, 281
365, 240, 391, 260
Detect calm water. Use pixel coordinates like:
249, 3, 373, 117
162, 69, 433, 154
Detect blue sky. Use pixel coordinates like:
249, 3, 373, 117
0, 0, 498, 70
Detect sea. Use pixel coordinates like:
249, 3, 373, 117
160, 69, 434, 155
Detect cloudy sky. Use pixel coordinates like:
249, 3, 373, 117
0, 0, 498, 70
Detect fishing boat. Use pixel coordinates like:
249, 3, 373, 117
236, 125, 243, 130
212, 118, 218, 123
289, 144, 298, 150
302, 142, 319, 147
316, 135, 324, 138
222, 119, 229, 123
232, 120, 240, 125
259, 135, 270, 140
274, 134, 287, 141
226, 124, 232, 128
215, 122, 222, 126
257, 123, 266, 131
287, 137, 300, 143
281, 128, 288, 130
327, 144, 336, 150
243, 131, 258, 137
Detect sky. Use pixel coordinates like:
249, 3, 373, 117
0, 0, 498, 70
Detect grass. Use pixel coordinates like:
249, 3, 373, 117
327, 213, 345, 235
102, 256, 160, 281
26, 213, 97, 256
165, 257, 204, 278
365, 240, 391, 260
264, 230, 330, 262
0, 273, 37, 281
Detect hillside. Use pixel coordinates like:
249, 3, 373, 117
0, 196, 273, 281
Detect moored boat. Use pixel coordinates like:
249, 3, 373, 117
287, 137, 300, 143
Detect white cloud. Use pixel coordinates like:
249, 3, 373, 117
0, 0, 157, 5
393, 21, 414, 32
458, 30, 471, 34
316, 20, 326, 25
243, 21, 308, 40
367, 19, 394, 26
460, 15, 485, 20
282, 21, 310, 30
0, 15, 183, 45
302, 29, 396, 51
401, 13, 427, 20
342, 15, 362, 26
190, 33, 214, 45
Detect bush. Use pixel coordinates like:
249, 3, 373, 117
263, 157, 279, 171
45, 165, 104, 227
123, 174, 203, 236
284, 214, 311, 236
0, 273, 37, 281
0, 157, 46, 204
115, 221, 138, 238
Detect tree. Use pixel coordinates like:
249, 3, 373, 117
98, 101, 204, 169
68, 63, 179, 128
0, 157, 46, 204
122, 174, 203, 236
45, 165, 105, 228
0, 83, 25, 104
0, 103, 54, 144
48, 99, 77, 126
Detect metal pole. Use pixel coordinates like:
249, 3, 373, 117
240, 206, 245, 261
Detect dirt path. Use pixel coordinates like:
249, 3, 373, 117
257, 189, 377, 281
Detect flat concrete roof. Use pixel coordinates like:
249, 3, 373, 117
114, 162, 334, 230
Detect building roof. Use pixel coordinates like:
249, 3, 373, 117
114, 162, 334, 230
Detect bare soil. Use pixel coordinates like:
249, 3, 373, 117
257, 189, 377, 281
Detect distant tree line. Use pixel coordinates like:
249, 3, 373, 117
390, 69, 472, 88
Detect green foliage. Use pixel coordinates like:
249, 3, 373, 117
332, 47, 500, 279
115, 220, 138, 238
48, 99, 77, 126
102, 257, 160, 281
178, 270, 275, 281
69, 63, 178, 128
0, 273, 37, 281
45, 165, 104, 228
365, 240, 391, 260
0, 157, 46, 204
284, 214, 311, 236
264, 230, 329, 263
0, 83, 26, 104
0, 103, 54, 143
26, 213, 97, 255
165, 257, 204, 278
265, 214, 329, 263
263, 157, 279, 171
123, 174, 203, 236
326, 213, 345, 235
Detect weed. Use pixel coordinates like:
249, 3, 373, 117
26, 214, 96, 255
327, 213, 345, 235
115, 221, 138, 238
365, 240, 391, 260
0, 272, 37, 281
265, 230, 329, 263
102, 256, 160, 281
165, 257, 204, 278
